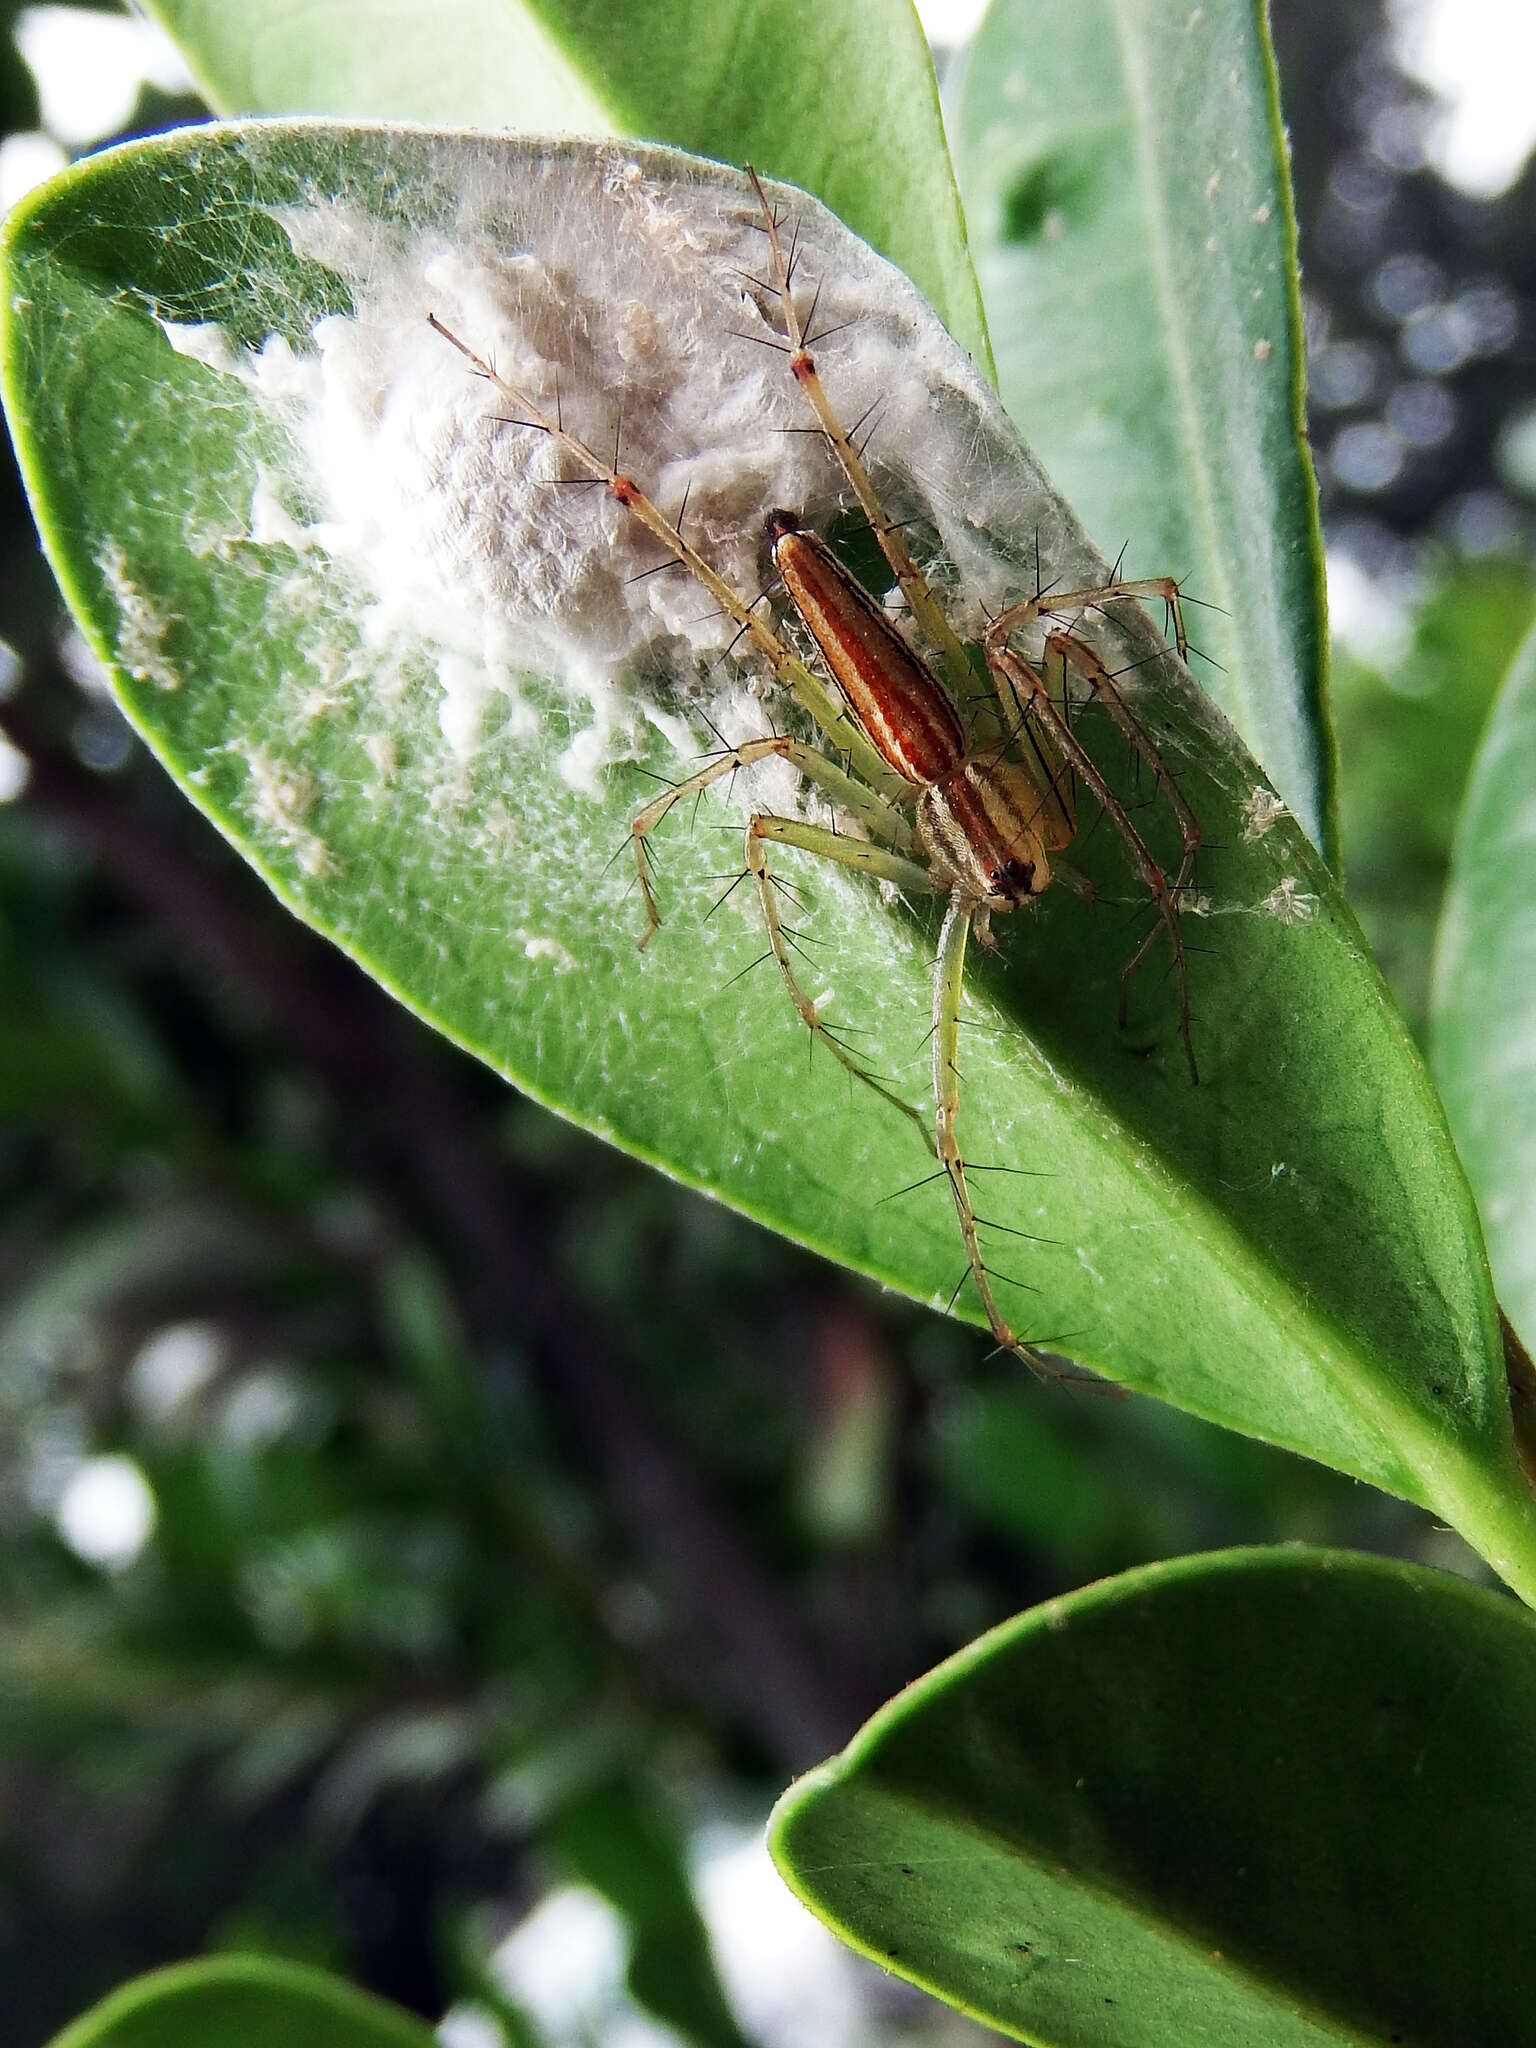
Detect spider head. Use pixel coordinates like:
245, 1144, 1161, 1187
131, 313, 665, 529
990, 853, 1037, 903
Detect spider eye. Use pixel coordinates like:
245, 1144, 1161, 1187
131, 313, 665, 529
995, 855, 1033, 894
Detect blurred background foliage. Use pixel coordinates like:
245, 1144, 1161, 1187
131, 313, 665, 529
0, 3, 1532, 2044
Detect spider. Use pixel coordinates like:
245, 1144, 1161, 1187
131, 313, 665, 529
430, 168, 1201, 1367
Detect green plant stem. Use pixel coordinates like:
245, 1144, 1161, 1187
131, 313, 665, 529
1430, 1438, 1536, 1609
1502, 1311, 1536, 1496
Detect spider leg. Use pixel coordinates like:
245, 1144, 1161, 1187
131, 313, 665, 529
988, 573, 1190, 663
429, 312, 913, 816
745, 168, 984, 701
745, 813, 937, 1140
933, 891, 1031, 1360
631, 733, 915, 944
989, 634, 1200, 1084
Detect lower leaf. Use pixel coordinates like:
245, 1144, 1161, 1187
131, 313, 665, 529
771, 1548, 1536, 2048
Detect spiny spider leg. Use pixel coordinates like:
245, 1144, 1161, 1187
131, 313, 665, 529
740, 190, 1076, 1358
426, 313, 914, 828
429, 310, 947, 1141
433, 164, 1204, 1378
986, 626, 1201, 1083
929, 898, 1087, 1385
629, 734, 910, 933
628, 734, 931, 1134
932, 891, 1022, 1358
746, 813, 938, 1141
989, 574, 1192, 663
745, 168, 983, 701
745, 174, 1207, 1362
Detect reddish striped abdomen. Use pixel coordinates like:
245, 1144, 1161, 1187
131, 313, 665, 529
768, 512, 964, 785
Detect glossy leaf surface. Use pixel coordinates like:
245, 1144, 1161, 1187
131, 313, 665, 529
954, 0, 1331, 853
46, 1956, 434, 2048
1432, 619, 1536, 1352
1334, 563, 1535, 1038
142, 0, 989, 367
772, 1548, 1536, 2047
3, 127, 1531, 1593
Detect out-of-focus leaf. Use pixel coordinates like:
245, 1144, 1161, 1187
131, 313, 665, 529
0, 1203, 287, 1384
45, 1954, 435, 2048
772, 1547, 1536, 2048
954, 0, 1331, 854
552, 1779, 749, 2048
1432, 616, 1536, 1350
1333, 561, 1535, 1036
141, 0, 988, 367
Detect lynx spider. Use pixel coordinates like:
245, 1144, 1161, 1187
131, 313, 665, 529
430, 168, 1201, 1369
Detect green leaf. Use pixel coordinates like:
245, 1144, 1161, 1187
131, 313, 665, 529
141, 0, 989, 369
1432, 618, 1536, 1352
551, 1779, 750, 2048
45, 1954, 436, 2048
4, 126, 1533, 1597
770, 1547, 1536, 2047
1333, 562, 1535, 1037
953, 0, 1332, 856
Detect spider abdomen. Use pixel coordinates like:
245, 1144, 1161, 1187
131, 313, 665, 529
767, 511, 965, 786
